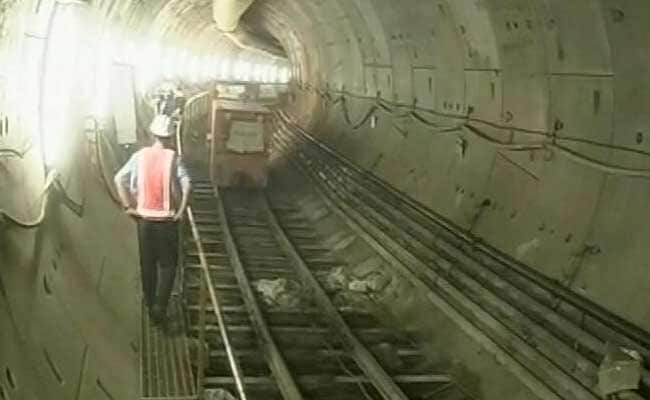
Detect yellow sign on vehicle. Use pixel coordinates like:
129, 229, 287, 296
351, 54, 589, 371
226, 120, 264, 153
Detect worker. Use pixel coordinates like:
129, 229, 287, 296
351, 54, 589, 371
114, 114, 192, 329
173, 86, 186, 116
159, 89, 178, 117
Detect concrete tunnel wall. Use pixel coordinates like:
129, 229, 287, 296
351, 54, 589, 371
0, 2, 147, 394
255, 0, 650, 332
1, 0, 650, 398
0, 0, 252, 396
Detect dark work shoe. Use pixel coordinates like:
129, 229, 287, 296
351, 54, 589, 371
150, 305, 165, 326
159, 317, 171, 335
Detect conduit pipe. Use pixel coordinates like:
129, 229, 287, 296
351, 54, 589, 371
213, 0, 255, 32
225, 27, 286, 59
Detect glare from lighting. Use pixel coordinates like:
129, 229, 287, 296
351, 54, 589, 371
189, 55, 200, 82
238, 61, 252, 81
162, 47, 178, 78
253, 64, 264, 82
92, 30, 115, 117
174, 49, 186, 77
260, 65, 270, 82
234, 60, 243, 80
213, 56, 221, 78
219, 58, 231, 80
280, 67, 290, 83
120, 40, 137, 65
174, 48, 183, 77
177, 48, 190, 78
201, 56, 212, 80
136, 42, 161, 91
41, 2, 83, 166
269, 65, 278, 83
21, 36, 44, 140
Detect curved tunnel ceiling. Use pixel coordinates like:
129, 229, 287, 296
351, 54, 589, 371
80, 0, 650, 351
1, 0, 650, 399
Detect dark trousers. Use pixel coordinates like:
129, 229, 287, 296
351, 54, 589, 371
137, 220, 179, 315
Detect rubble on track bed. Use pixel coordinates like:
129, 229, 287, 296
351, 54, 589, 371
322, 266, 348, 292
254, 278, 309, 309
205, 388, 237, 400
371, 342, 404, 371
319, 258, 396, 310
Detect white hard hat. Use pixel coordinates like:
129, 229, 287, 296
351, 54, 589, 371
149, 114, 173, 137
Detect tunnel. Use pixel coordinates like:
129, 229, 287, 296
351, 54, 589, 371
1, 0, 650, 399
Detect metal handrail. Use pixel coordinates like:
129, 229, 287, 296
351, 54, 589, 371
179, 91, 248, 400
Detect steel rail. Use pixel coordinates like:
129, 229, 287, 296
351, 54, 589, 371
273, 125, 647, 400
274, 110, 650, 354
261, 192, 411, 400
274, 111, 650, 383
195, 262, 208, 393
179, 91, 248, 399
186, 208, 248, 400
299, 147, 600, 400
296, 140, 606, 371
273, 129, 568, 400
211, 187, 305, 400
275, 109, 650, 377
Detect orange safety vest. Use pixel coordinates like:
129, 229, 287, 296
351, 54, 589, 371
136, 144, 176, 219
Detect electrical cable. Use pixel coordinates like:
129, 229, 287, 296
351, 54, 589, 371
53, 178, 85, 217
301, 86, 650, 179
551, 142, 650, 179
1, 170, 57, 228
305, 84, 650, 161
93, 130, 124, 207
1, 164, 87, 228
275, 111, 650, 361
0, 142, 34, 158
330, 92, 462, 134
462, 124, 545, 151
410, 111, 463, 132
337, 96, 378, 130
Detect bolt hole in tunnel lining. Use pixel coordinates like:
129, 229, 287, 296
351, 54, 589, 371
611, 8, 625, 22
593, 90, 601, 114
4, 368, 15, 390
0, 116, 8, 137
96, 378, 114, 400
43, 348, 64, 385
43, 274, 52, 295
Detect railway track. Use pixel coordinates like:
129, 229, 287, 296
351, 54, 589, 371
272, 110, 650, 400
182, 179, 469, 399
